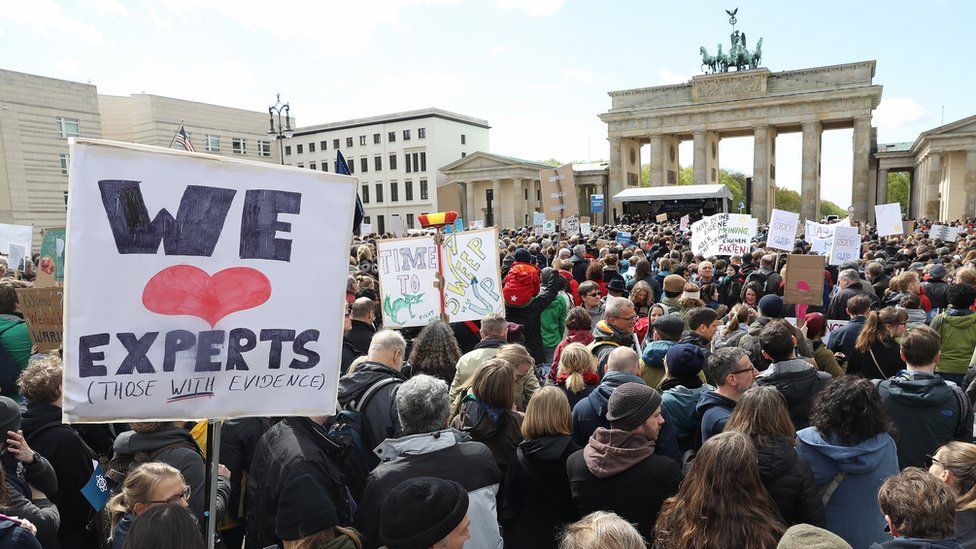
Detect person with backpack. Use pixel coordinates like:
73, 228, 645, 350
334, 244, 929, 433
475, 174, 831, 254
0, 281, 33, 402
931, 283, 976, 386
744, 254, 783, 298
506, 267, 563, 364
336, 330, 409, 470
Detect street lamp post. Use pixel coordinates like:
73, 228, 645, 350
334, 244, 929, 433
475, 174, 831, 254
267, 93, 293, 165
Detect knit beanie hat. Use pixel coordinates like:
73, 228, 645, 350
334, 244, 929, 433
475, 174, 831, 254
663, 274, 686, 294
606, 382, 661, 431
776, 524, 852, 549
804, 312, 827, 339
380, 477, 469, 549
0, 396, 21, 437
665, 344, 707, 377
275, 474, 339, 541
758, 294, 785, 318
514, 248, 532, 263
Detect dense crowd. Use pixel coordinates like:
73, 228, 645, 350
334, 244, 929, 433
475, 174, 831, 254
2, 216, 976, 548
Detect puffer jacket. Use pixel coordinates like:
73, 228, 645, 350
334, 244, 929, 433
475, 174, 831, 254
756, 435, 825, 527
756, 358, 830, 430
932, 309, 976, 375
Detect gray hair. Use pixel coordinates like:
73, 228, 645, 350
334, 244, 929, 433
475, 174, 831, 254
395, 374, 451, 435
573, 244, 586, 258
529, 243, 540, 253
480, 312, 508, 339
706, 347, 749, 387
558, 248, 571, 259
368, 329, 406, 354
606, 347, 639, 374
839, 269, 860, 284
604, 297, 635, 319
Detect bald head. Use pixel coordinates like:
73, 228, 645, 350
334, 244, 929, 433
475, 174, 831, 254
606, 347, 640, 374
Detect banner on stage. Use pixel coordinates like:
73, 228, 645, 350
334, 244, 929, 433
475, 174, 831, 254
442, 228, 504, 323
767, 209, 799, 251
376, 237, 441, 328
63, 139, 357, 422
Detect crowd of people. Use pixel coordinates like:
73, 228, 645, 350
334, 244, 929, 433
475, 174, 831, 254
3, 215, 976, 548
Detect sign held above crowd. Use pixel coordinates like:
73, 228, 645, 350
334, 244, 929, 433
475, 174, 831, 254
690, 213, 757, 257
539, 163, 579, 219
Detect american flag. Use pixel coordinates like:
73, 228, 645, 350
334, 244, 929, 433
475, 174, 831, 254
173, 124, 195, 152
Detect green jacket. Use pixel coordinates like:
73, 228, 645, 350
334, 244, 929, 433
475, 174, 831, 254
931, 309, 976, 375
812, 340, 845, 378
541, 294, 570, 349
0, 315, 31, 401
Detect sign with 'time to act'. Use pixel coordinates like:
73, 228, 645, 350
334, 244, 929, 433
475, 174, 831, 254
63, 139, 357, 423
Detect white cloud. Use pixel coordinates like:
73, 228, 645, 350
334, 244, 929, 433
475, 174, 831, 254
657, 69, 688, 85
496, 0, 565, 17
490, 44, 509, 54
561, 67, 594, 83
874, 97, 934, 132
146, 3, 173, 30
87, 0, 127, 16
0, 0, 103, 43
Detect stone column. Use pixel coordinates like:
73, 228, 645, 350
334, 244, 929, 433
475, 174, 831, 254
608, 137, 625, 201
801, 121, 822, 222
491, 179, 503, 227
525, 177, 537, 223
465, 181, 477, 224
649, 135, 665, 187
851, 117, 871, 222
876, 169, 889, 206
693, 131, 708, 185
752, 125, 776, 223
966, 152, 976, 220
925, 153, 941, 220
454, 181, 466, 221
512, 177, 523, 226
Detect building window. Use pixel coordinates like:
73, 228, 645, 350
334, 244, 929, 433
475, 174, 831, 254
373, 133, 381, 144
348, 159, 355, 174
389, 154, 397, 170
420, 179, 428, 200
388, 131, 396, 142
375, 183, 384, 203
284, 145, 292, 156
377, 215, 385, 234
321, 163, 328, 172
418, 127, 426, 139
258, 141, 272, 157
362, 184, 370, 204
374, 156, 382, 171
59, 154, 70, 176
405, 153, 412, 173
461, 134, 466, 145
420, 152, 426, 172
391, 181, 398, 202
56, 117, 80, 138
297, 162, 304, 168
320, 140, 328, 150
333, 138, 340, 149
406, 213, 415, 228
412, 152, 420, 173
346, 137, 353, 148
405, 180, 413, 201
403, 129, 411, 141
296, 144, 304, 154
360, 157, 368, 173
309, 162, 316, 170
206, 135, 221, 152
359, 135, 367, 146
309, 142, 316, 153
232, 138, 247, 155
363, 215, 371, 225
461, 152, 466, 158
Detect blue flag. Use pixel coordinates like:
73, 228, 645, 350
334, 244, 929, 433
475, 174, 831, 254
81, 463, 110, 512
337, 150, 365, 235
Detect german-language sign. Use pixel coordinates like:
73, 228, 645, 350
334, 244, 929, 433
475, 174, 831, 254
37, 228, 66, 287
17, 287, 63, 352
691, 213, 757, 257
875, 203, 903, 237
767, 209, 799, 251
376, 237, 441, 328
828, 226, 861, 266
442, 227, 504, 323
539, 163, 579, 219
63, 139, 357, 422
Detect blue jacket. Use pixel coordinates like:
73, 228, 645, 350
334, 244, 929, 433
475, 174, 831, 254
696, 390, 736, 444
662, 385, 713, 453
827, 315, 866, 359
797, 427, 899, 549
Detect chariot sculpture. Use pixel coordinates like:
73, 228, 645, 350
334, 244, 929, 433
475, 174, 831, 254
700, 8, 763, 74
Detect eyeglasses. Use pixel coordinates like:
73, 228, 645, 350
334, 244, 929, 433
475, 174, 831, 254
730, 365, 757, 375
586, 292, 601, 298
924, 454, 945, 468
150, 485, 191, 505
613, 314, 638, 323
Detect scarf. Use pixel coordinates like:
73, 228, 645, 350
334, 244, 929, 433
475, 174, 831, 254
659, 375, 704, 392
555, 370, 601, 386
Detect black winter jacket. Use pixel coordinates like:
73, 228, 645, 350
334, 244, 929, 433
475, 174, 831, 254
756, 435, 825, 527
344, 319, 375, 357
848, 337, 907, 380
924, 279, 951, 311
506, 272, 561, 364
504, 435, 581, 549
756, 359, 830, 430
336, 361, 406, 469
218, 417, 274, 528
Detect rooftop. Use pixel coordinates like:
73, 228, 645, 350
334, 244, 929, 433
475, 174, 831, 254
293, 107, 490, 136
876, 142, 913, 154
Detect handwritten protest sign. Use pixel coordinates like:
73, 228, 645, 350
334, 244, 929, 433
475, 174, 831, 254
580, 222, 592, 236
679, 215, 689, 231
37, 228, 66, 287
930, 224, 962, 242
656, 213, 668, 223
63, 139, 357, 422
805, 220, 835, 256
389, 214, 406, 237
784, 254, 825, 307
376, 237, 441, 328
442, 227, 504, 323
16, 287, 63, 352
828, 226, 861, 266
875, 203, 903, 237
561, 216, 579, 235
691, 213, 757, 257
0, 223, 32, 254
539, 163, 578, 219
533, 211, 545, 226
542, 220, 556, 233
8, 243, 27, 272
767, 209, 799, 251
786, 317, 847, 338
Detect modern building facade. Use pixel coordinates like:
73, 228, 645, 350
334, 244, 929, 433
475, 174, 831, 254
284, 108, 489, 234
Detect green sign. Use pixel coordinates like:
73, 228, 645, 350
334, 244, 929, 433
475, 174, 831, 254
39, 228, 65, 283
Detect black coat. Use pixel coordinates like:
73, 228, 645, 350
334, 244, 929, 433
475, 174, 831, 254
506, 275, 560, 364
756, 436, 825, 527
847, 337, 906, 380
337, 362, 406, 470
218, 417, 274, 527
924, 279, 951, 311
504, 436, 581, 549
756, 360, 830, 430
344, 320, 375, 356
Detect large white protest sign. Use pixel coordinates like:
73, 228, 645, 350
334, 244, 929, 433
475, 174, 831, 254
561, 216, 579, 235
805, 220, 836, 256
930, 224, 962, 242
0, 223, 32, 253
767, 209, 799, 251
360, 223, 373, 235
388, 214, 406, 237
542, 219, 556, 233
875, 203, 903, 237
829, 226, 862, 266
442, 227, 504, 323
691, 213, 756, 257
533, 211, 545, 226
64, 140, 357, 422
580, 222, 592, 236
376, 237, 441, 328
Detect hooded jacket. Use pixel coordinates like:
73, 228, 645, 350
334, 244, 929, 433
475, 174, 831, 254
696, 390, 737, 444
756, 358, 831, 430
661, 384, 712, 454
932, 309, 976, 375
572, 370, 645, 446
360, 429, 502, 549
566, 428, 681, 539
590, 320, 637, 374
336, 361, 406, 468
506, 271, 561, 364
504, 435, 581, 549
756, 435, 825, 527
879, 371, 974, 468
796, 428, 899, 549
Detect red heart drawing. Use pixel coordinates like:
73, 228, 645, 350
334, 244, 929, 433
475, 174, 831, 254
142, 265, 272, 327
795, 280, 811, 320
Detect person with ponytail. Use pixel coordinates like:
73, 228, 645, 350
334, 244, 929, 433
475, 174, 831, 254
929, 441, 976, 547
713, 303, 751, 350
107, 462, 190, 549
848, 306, 907, 379
554, 343, 599, 409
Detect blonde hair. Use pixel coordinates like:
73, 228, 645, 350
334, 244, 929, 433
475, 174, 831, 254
495, 344, 534, 372
285, 527, 363, 549
559, 511, 645, 549
522, 386, 572, 439
557, 343, 595, 394
107, 462, 183, 532
937, 441, 976, 512
18, 354, 62, 403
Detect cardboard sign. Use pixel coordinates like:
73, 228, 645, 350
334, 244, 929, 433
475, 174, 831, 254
767, 209, 799, 251
875, 203, 903, 237
679, 215, 689, 232
8, 243, 27, 272
561, 216, 579, 234
442, 228, 504, 322
0, 223, 32, 255
376, 237, 441, 328
829, 226, 862, 266
63, 139, 357, 422
17, 287, 63, 352
533, 211, 546, 226
37, 228, 66, 287
580, 222, 592, 236
691, 213, 757, 257
656, 213, 668, 223
542, 220, 556, 233
903, 220, 916, 234
539, 164, 578, 219
784, 254, 825, 306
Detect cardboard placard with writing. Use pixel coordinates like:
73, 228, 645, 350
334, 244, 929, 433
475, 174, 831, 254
784, 254, 825, 306
539, 163, 578, 219
655, 213, 668, 223
17, 287, 63, 352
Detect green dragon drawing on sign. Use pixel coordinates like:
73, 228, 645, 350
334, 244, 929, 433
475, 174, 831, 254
384, 293, 425, 324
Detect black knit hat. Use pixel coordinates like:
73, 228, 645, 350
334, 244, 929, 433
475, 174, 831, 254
275, 474, 339, 541
606, 382, 661, 431
380, 477, 469, 549
0, 396, 21, 437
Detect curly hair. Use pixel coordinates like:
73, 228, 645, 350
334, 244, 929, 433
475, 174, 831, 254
407, 320, 461, 384
810, 376, 891, 446
18, 354, 62, 404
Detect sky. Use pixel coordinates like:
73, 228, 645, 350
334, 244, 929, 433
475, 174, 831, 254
1, 0, 973, 209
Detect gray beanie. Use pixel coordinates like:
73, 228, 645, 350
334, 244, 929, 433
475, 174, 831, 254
776, 524, 852, 549
0, 396, 21, 436
606, 383, 661, 431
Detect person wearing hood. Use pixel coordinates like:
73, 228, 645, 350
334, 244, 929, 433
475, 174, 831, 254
550, 307, 595, 381
757, 320, 831, 430
932, 284, 976, 386
697, 347, 756, 444
828, 269, 879, 320
275, 474, 363, 549
505, 266, 562, 364
589, 297, 639, 375
871, 467, 964, 549
928, 441, 976, 548
640, 314, 684, 389
359, 375, 501, 549
879, 326, 973, 469
337, 330, 408, 470
504, 387, 581, 548
924, 264, 952, 311
796, 376, 899, 548
660, 344, 713, 454
566, 382, 681, 539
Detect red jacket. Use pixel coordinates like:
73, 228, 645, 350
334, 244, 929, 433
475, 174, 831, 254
559, 270, 581, 306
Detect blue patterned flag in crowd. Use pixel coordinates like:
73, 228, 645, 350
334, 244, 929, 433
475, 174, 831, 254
81, 462, 110, 511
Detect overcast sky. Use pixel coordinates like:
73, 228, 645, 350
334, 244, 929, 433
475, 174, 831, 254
2, 0, 972, 208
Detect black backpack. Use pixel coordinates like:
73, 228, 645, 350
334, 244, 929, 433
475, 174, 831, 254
0, 320, 26, 394
327, 376, 401, 471
104, 439, 201, 492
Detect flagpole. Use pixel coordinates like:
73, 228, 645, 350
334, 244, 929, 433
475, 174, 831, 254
169, 120, 184, 149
